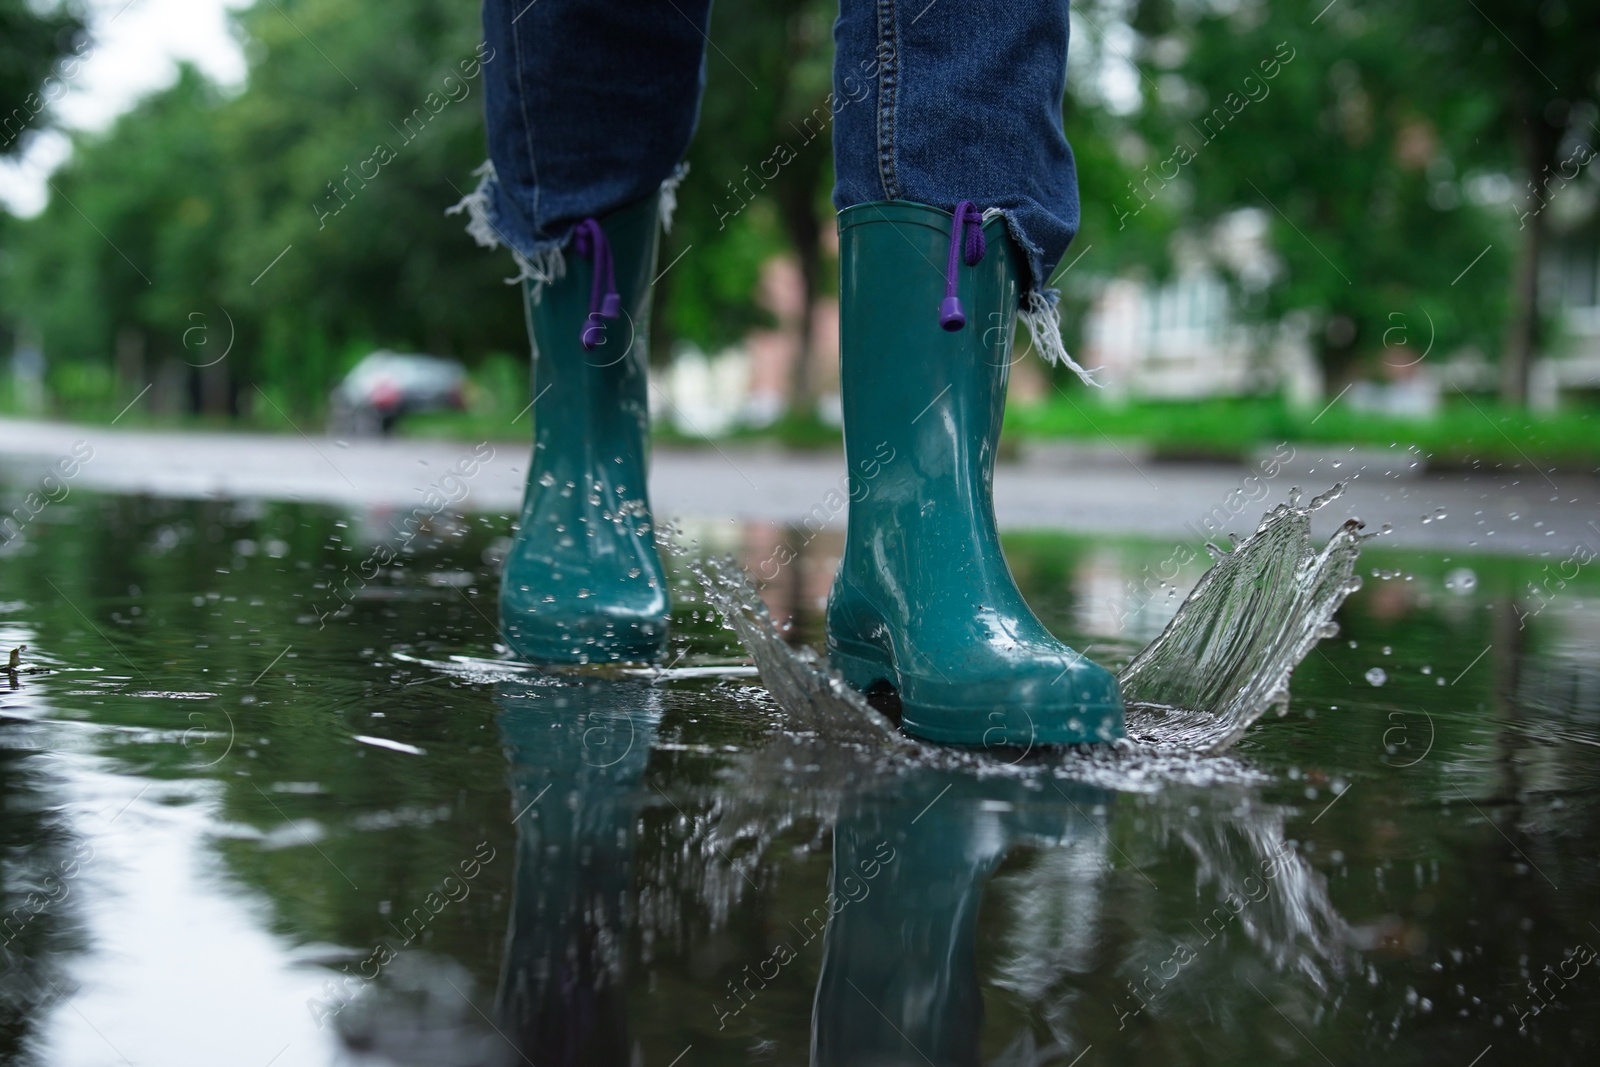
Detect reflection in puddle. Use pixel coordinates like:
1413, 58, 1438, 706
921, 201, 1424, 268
309, 672, 1351, 1064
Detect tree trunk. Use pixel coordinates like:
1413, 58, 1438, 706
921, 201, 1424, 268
777, 181, 822, 420
1501, 197, 1544, 406
114, 326, 146, 405
1501, 110, 1560, 406
788, 242, 819, 419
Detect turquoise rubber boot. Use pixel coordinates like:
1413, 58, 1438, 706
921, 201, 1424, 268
827, 201, 1125, 746
499, 195, 669, 663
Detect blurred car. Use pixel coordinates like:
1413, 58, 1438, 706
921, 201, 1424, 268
327, 350, 468, 436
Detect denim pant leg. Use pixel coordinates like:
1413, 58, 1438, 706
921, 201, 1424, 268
832, 0, 1080, 296
453, 0, 712, 282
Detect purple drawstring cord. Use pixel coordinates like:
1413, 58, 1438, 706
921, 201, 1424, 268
939, 200, 987, 331
573, 218, 621, 350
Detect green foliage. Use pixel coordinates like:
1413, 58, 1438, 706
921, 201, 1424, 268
1112, 1, 1514, 379
3, 1, 526, 420
0, 0, 84, 156
0, 0, 895, 418
3, 0, 1595, 428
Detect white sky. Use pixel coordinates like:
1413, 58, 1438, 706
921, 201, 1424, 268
0, 0, 250, 217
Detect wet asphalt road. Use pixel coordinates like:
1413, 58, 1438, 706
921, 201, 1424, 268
1, 417, 1594, 556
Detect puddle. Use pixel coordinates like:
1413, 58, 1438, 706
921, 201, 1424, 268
1, 485, 1598, 1064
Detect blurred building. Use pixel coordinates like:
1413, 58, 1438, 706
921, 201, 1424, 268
1079, 271, 1323, 405
1077, 210, 1323, 406
1534, 215, 1600, 411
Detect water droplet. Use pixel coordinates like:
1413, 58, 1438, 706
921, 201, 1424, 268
1365, 667, 1388, 686
1444, 568, 1477, 594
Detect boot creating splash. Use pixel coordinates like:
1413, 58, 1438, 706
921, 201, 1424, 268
826, 201, 1125, 747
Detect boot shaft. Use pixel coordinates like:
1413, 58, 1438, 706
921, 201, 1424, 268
835, 201, 1021, 563
524, 194, 661, 490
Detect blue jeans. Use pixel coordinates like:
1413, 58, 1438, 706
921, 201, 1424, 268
458, 0, 1080, 293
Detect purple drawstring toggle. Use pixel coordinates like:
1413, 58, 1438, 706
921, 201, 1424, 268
939, 200, 987, 331
574, 218, 620, 350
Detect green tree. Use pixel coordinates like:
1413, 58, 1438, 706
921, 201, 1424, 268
1115, 0, 1512, 388
7, 67, 235, 411
1, 0, 1163, 422
1393, 0, 1600, 402
665, 0, 838, 415
0, 0, 85, 156
4, 1, 528, 418
1053, 2, 1187, 373
217, 0, 525, 411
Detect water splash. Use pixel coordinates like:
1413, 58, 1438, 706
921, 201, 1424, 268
671, 549, 916, 757
1118, 484, 1368, 752
674, 485, 1366, 765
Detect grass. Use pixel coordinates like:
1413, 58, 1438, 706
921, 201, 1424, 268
1001, 394, 1599, 469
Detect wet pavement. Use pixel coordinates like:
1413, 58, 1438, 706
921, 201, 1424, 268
1, 416, 1592, 552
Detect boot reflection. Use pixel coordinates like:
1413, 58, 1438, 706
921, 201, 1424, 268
493, 677, 659, 1066
812, 774, 1111, 1066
